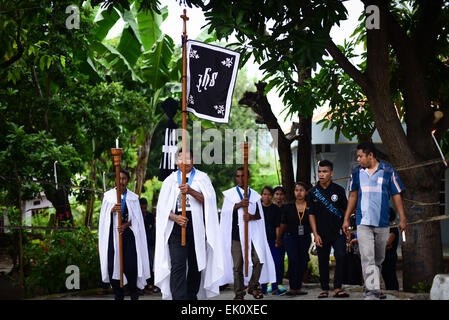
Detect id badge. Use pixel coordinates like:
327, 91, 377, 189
177, 194, 191, 212
298, 225, 304, 236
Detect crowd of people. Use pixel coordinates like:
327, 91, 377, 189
98, 141, 406, 300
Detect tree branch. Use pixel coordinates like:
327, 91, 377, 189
0, 18, 24, 70
413, 0, 443, 61
31, 65, 43, 98
326, 39, 369, 93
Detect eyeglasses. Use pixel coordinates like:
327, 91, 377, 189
235, 175, 244, 177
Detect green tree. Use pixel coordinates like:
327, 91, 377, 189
87, 1, 182, 195
175, 0, 449, 291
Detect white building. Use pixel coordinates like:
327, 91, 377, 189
1, 192, 53, 233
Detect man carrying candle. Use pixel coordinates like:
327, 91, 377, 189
154, 149, 223, 300
98, 169, 151, 300
219, 167, 276, 300
342, 141, 406, 300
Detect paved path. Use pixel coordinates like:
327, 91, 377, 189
39, 282, 428, 300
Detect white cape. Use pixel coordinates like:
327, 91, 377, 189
154, 169, 223, 300
98, 188, 151, 289
219, 186, 276, 286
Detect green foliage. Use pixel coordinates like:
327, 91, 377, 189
0, 123, 81, 204
22, 227, 100, 297
181, 0, 348, 119
140, 176, 162, 209
310, 40, 375, 143
412, 280, 433, 294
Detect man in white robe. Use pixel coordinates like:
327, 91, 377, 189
154, 150, 223, 300
220, 167, 276, 300
98, 169, 151, 300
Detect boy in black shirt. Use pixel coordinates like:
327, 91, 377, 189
260, 186, 286, 295
308, 160, 349, 298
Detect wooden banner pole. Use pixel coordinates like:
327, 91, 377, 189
180, 9, 189, 246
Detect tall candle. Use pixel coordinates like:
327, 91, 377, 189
102, 171, 106, 192
431, 130, 447, 166
402, 231, 406, 242
54, 161, 58, 190
116, 138, 119, 149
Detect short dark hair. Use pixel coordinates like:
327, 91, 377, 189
318, 159, 334, 171
139, 198, 148, 205
236, 167, 250, 176
120, 168, 130, 181
294, 181, 308, 190
177, 148, 193, 159
261, 185, 274, 195
357, 141, 377, 158
273, 186, 285, 194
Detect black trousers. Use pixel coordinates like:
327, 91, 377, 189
381, 252, 399, 290
316, 234, 346, 291
168, 230, 201, 300
108, 221, 139, 300
283, 233, 311, 290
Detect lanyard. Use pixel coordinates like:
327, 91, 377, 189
121, 189, 127, 217
236, 186, 251, 200
296, 201, 306, 225
177, 167, 196, 186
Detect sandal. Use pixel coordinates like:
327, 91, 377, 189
318, 291, 329, 298
251, 289, 264, 299
296, 290, 308, 295
333, 289, 349, 298
233, 294, 244, 300
285, 290, 296, 296
152, 286, 161, 293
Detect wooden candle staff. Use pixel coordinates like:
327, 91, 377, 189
111, 146, 124, 287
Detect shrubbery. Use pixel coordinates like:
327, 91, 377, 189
22, 227, 100, 297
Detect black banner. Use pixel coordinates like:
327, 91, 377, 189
186, 40, 240, 123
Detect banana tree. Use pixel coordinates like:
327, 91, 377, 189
88, 1, 182, 195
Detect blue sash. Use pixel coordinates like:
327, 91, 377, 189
236, 186, 251, 200
121, 189, 127, 218
177, 167, 196, 186
311, 187, 343, 219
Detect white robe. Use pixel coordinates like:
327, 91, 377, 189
154, 169, 223, 300
98, 188, 151, 289
219, 186, 276, 286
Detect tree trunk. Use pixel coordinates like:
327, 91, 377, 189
44, 188, 74, 227
383, 1, 445, 290
401, 187, 444, 291
295, 64, 312, 187
363, 0, 444, 291
84, 159, 97, 227
135, 133, 153, 196
239, 81, 295, 201
327, 0, 445, 291
13, 161, 24, 299
296, 115, 312, 187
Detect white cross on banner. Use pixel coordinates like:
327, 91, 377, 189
186, 40, 240, 123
